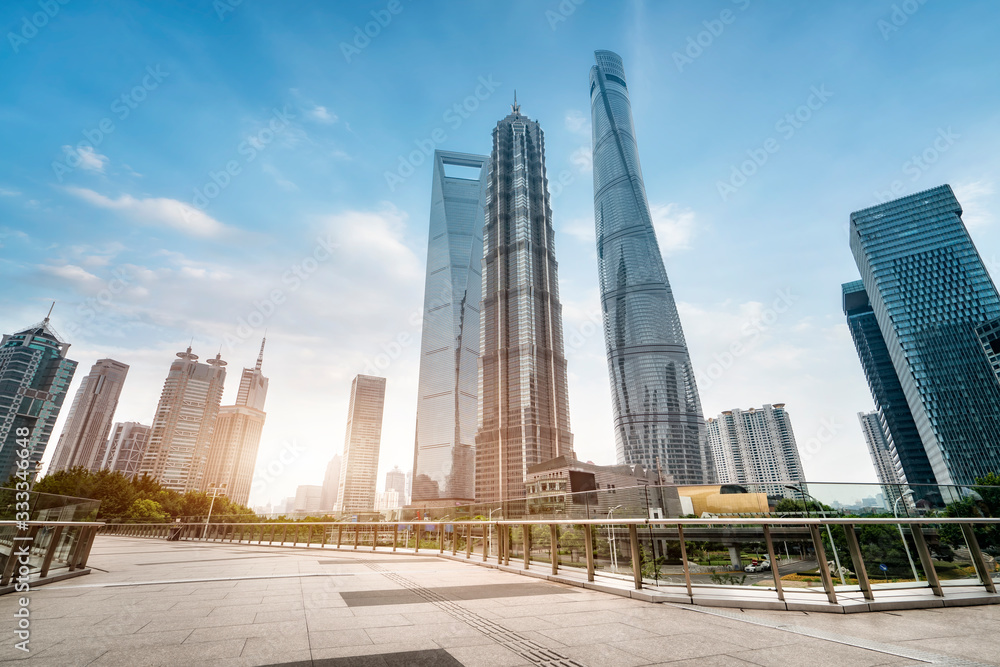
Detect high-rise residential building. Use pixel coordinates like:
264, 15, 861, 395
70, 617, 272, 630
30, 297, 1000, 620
842, 281, 935, 494
293, 484, 323, 516
202, 339, 268, 507
849, 185, 1000, 487
97, 422, 151, 477
49, 358, 129, 473
589, 50, 712, 485
336, 375, 386, 515
858, 411, 907, 509
320, 455, 341, 513
385, 465, 406, 496
140, 347, 227, 493
0, 311, 77, 482
474, 99, 574, 504
705, 404, 805, 498
412, 150, 488, 506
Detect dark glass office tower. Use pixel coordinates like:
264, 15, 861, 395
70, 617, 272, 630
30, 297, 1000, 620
475, 101, 574, 504
0, 313, 77, 482
842, 281, 936, 495
850, 185, 1000, 487
412, 151, 488, 506
590, 50, 712, 484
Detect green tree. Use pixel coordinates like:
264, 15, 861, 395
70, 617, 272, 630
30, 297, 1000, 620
125, 498, 169, 522
941, 472, 1000, 555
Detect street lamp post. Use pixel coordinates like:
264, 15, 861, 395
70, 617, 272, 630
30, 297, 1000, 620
607, 505, 623, 573
892, 490, 920, 582
786, 484, 846, 586
202, 483, 227, 539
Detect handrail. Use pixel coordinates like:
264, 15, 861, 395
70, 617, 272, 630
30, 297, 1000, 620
96, 517, 1000, 526
0, 520, 104, 591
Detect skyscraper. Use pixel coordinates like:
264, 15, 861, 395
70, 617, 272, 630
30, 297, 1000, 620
474, 100, 574, 504
842, 281, 935, 492
858, 410, 906, 508
385, 465, 406, 496
320, 454, 341, 513
412, 150, 488, 506
49, 358, 129, 473
97, 422, 150, 477
589, 50, 712, 485
337, 374, 386, 515
0, 311, 77, 482
202, 339, 268, 506
140, 347, 227, 493
849, 185, 1000, 487
706, 404, 805, 498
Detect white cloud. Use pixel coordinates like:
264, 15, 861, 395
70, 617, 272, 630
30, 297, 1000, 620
570, 146, 592, 173
0, 187, 20, 196
563, 217, 595, 244
309, 105, 338, 123
650, 203, 696, 255
66, 187, 234, 238
63, 145, 109, 173
565, 109, 589, 135
39, 263, 101, 283
261, 163, 299, 191
953, 180, 994, 229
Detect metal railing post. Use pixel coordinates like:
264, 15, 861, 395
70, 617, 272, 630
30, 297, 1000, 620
393, 524, 398, 552
808, 523, 838, 604
452, 525, 458, 555
628, 524, 642, 590
465, 525, 472, 559
583, 524, 595, 581
414, 525, 421, 553
677, 525, 693, 598
842, 523, 873, 601
909, 525, 942, 597
961, 523, 997, 594
482, 524, 488, 562
550, 524, 558, 575
336, 525, 343, 549
39, 525, 64, 578
762, 524, 784, 602
523, 524, 531, 570
353, 525, 359, 550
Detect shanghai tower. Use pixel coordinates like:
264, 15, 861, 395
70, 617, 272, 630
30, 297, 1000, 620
475, 99, 574, 503
590, 50, 713, 484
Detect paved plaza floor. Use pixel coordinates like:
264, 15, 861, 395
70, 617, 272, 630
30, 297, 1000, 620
1, 536, 998, 666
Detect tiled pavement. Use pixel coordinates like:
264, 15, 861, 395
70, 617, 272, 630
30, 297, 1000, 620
1, 536, 998, 666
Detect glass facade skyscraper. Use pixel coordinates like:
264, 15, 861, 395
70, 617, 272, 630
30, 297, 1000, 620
475, 102, 574, 504
202, 339, 268, 507
49, 358, 129, 473
140, 347, 227, 492
842, 280, 935, 493
590, 50, 712, 484
0, 314, 77, 482
412, 151, 488, 505
849, 184, 1000, 486
337, 374, 386, 514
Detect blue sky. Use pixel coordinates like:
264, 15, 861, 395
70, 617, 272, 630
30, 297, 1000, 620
2, 0, 999, 508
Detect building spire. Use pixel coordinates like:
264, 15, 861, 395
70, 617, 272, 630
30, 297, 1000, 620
511, 90, 520, 115
255, 336, 266, 371
45, 301, 55, 323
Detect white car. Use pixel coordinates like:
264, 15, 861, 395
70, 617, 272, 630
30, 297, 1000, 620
744, 560, 771, 573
